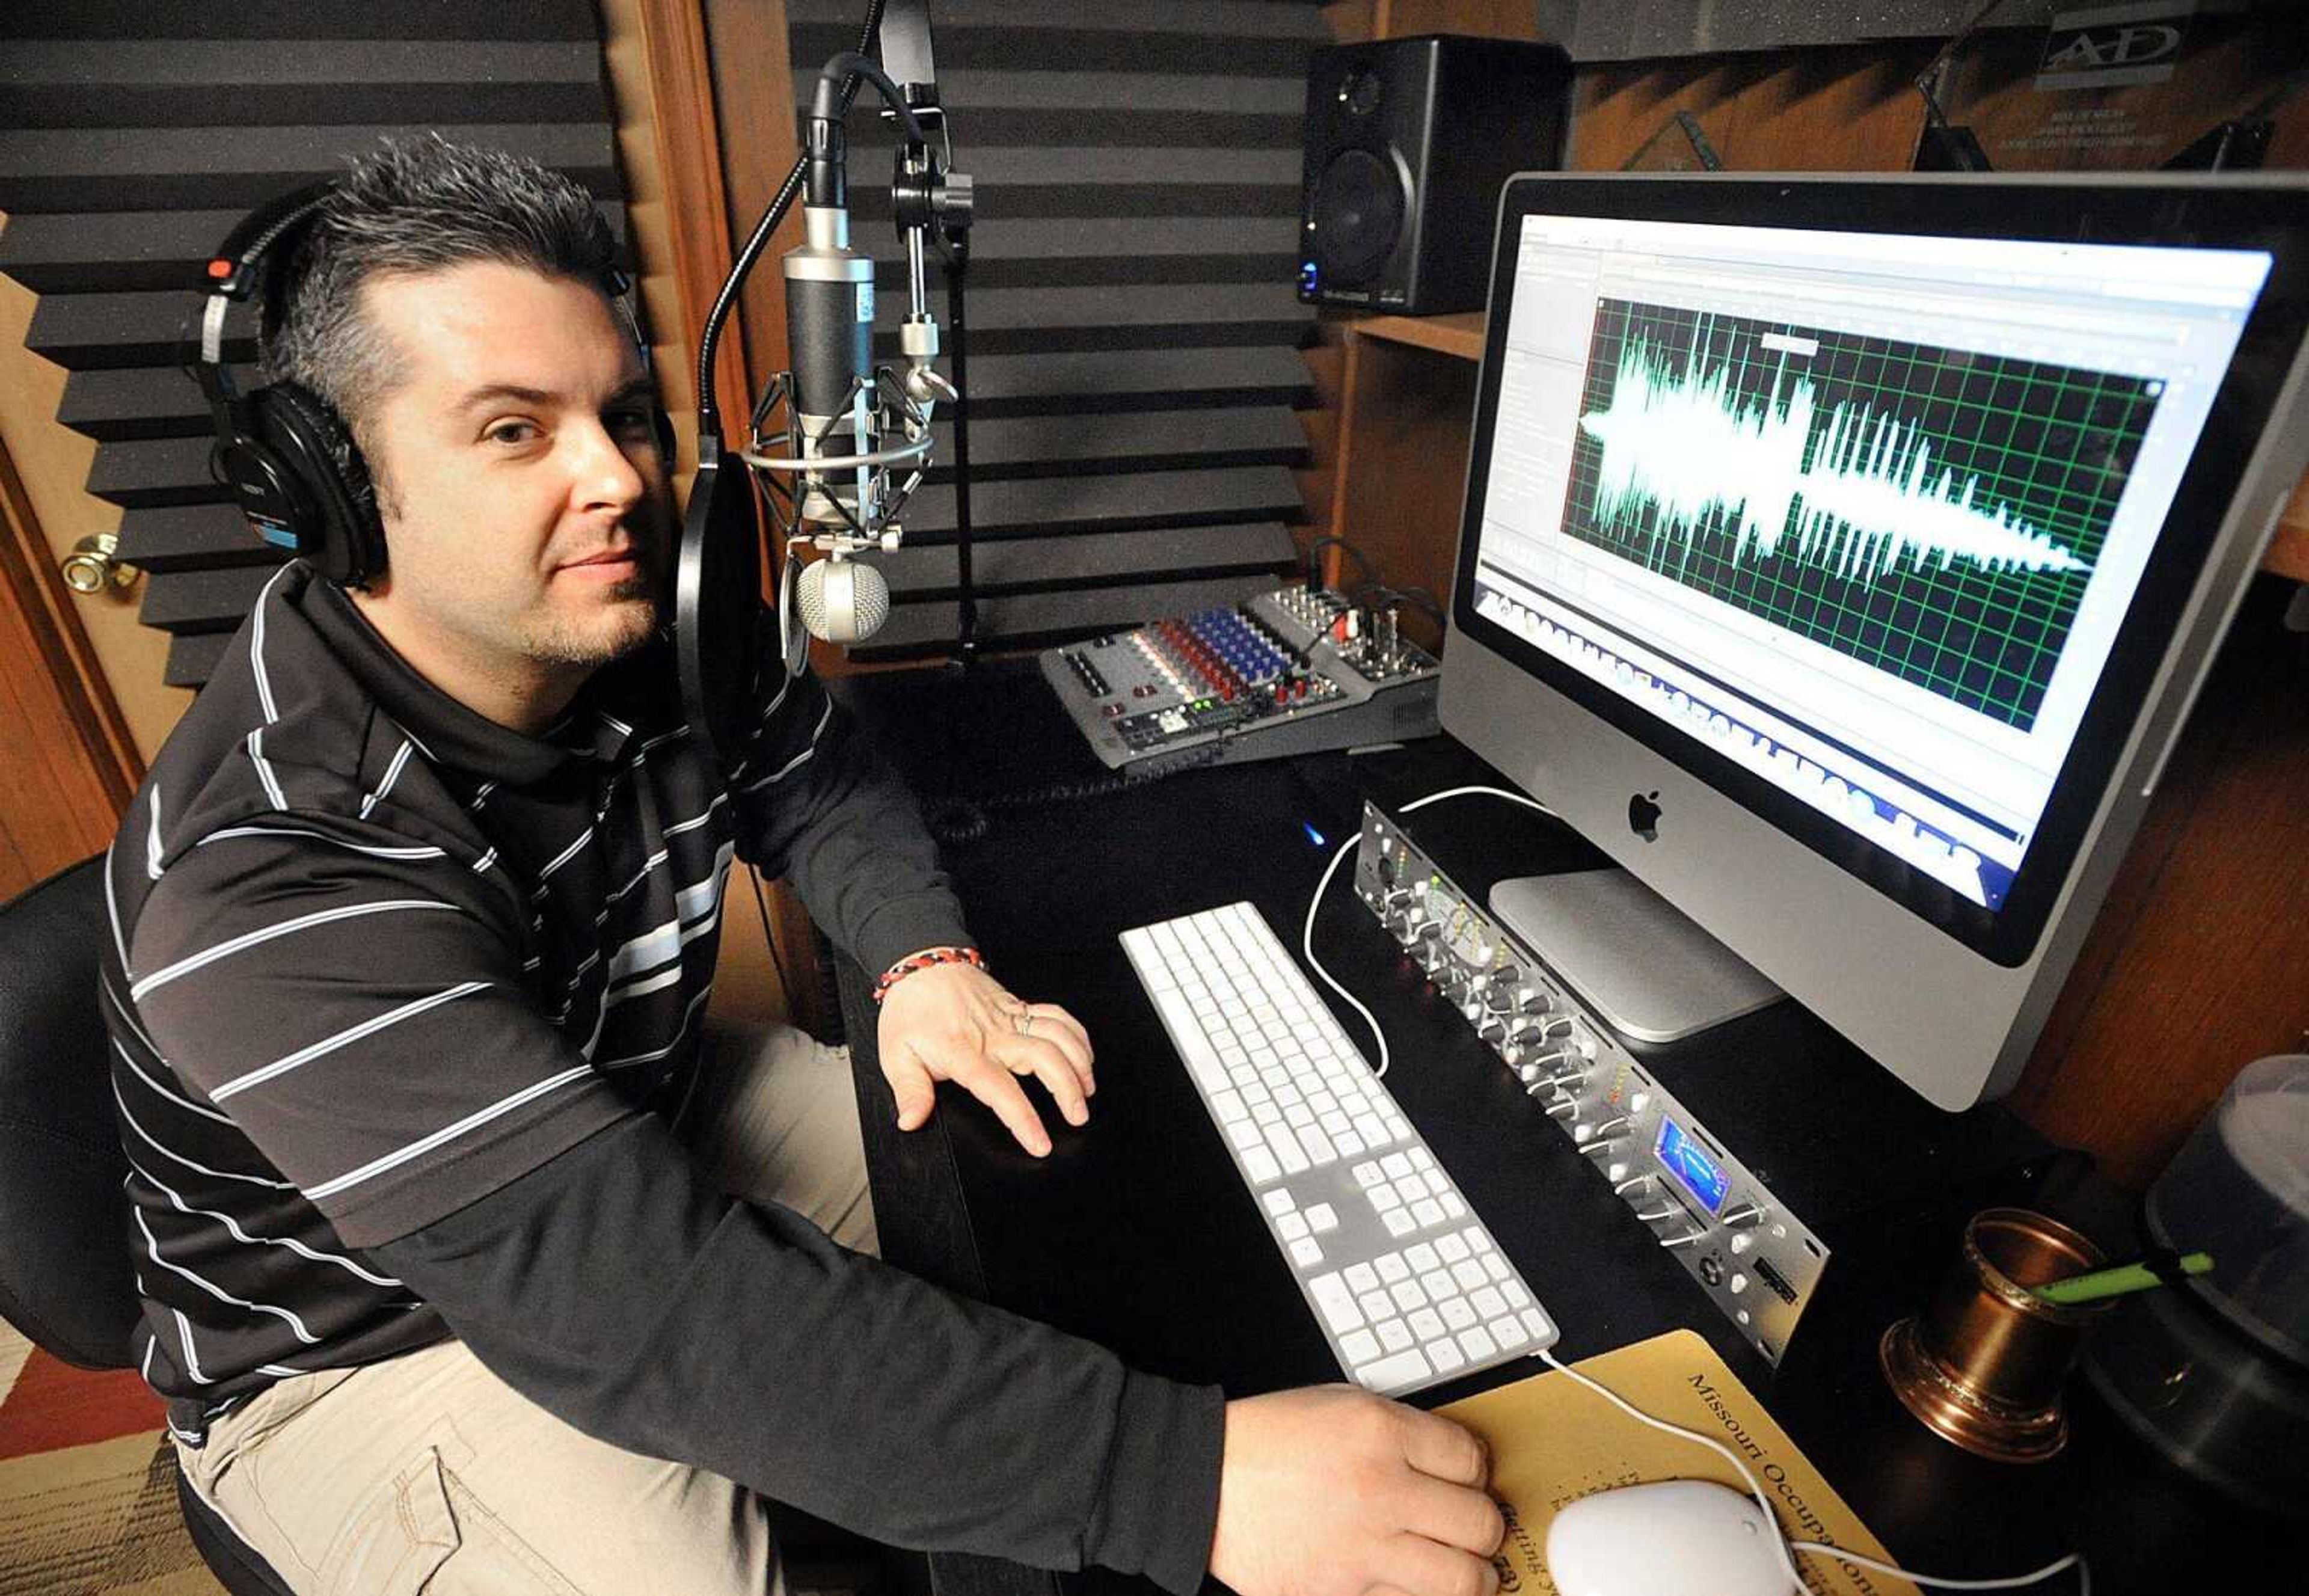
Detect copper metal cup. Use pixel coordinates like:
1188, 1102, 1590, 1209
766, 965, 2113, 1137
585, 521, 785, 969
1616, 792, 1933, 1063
1880, 1207, 2114, 1462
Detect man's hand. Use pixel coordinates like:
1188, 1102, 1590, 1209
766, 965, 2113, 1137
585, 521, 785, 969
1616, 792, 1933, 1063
1210, 1387, 1505, 1596
875, 960, 1095, 1157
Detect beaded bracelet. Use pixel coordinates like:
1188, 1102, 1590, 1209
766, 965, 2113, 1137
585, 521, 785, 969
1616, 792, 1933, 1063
872, 945, 987, 1004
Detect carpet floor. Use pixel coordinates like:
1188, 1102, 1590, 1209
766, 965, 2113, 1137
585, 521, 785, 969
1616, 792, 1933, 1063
0, 1320, 225, 1595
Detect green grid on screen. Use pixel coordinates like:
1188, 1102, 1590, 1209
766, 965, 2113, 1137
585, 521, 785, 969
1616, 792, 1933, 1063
1559, 298, 2162, 731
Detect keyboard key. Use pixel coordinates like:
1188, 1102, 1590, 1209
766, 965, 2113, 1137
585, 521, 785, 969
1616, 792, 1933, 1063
1353, 1348, 1432, 1393
1308, 1273, 1362, 1334
1242, 1148, 1280, 1184
1352, 1161, 1384, 1188
1262, 1189, 1296, 1217
1289, 1237, 1324, 1269
1355, 1114, 1390, 1146
1384, 1210, 1417, 1238
1377, 1318, 1414, 1354
1277, 1213, 1310, 1242
1411, 1199, 1446, 1229
1382, 1152, 1414, 1179
1307, 1204, 1338, 1234
1471, 1286, 1506, 1318
1409, 1307, 1446, 1341
1485, 1253, 1513, 1281
1375, 1252, 1411, 1283
1212, 1090, 1248, 1123
1441, 1193, 1468, 1220
1441, 1298, 1478, 1331
1522, 1310, 1553, 1344
1503, 1281, 1531, 1309
1428, 1338, 1467, 1374
1458, 1326, 1498, 1361
1437, 1233, 1471, 1264
1369, 1184, 1403, 1213
1490, 1317, 1528, 1351
1359, 1290, 1394, 1322
1389, 1280, 1429, 1313
1419, 1270, 1456, 1304
1227, 1120, 1263, 1153
1340, 1328, 1381, 1365
1452, 1260, 1489, 1292
1344, 1262, 1378, 1294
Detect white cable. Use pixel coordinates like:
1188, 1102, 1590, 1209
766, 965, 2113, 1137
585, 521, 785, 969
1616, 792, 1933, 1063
1537, 1351, 2090, 1595
1299, 784, 1557, 1080
1303, 833, 1391, 1076
1289, 784, 2086, 1596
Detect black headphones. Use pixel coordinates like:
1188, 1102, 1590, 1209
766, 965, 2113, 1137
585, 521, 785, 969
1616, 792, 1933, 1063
193, 180, 674, 588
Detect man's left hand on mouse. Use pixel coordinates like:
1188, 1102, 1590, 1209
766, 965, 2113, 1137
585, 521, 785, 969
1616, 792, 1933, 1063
877, 959, 1096, 1156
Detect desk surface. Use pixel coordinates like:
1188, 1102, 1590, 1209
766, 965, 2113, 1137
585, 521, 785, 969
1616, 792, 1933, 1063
827, 661, 2299, 1596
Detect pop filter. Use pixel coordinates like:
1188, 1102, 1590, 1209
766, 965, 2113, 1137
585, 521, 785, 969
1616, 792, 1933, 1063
674, 431, 764, 772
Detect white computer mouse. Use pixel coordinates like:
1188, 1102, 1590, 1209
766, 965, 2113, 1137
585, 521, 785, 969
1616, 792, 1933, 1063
1543, 1478, 1795, 1596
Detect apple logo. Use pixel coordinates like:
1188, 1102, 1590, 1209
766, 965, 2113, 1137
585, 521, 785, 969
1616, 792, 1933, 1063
1628, 790, 1662, 842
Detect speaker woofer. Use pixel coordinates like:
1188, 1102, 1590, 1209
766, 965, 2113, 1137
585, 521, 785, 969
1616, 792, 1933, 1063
1310, 148, 1405, 286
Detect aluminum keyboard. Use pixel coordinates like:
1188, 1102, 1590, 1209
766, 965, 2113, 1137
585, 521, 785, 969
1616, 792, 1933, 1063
1121, 900, 1559, 1396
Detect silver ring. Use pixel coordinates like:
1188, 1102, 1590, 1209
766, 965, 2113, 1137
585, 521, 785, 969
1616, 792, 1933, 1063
1013, 1007, 1036, 1039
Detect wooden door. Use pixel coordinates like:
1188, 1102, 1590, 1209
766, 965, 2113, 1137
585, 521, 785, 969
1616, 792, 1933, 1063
0, 434, 139, 899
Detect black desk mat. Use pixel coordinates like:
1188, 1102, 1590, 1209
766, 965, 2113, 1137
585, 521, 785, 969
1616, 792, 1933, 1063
826, 661, 2300, 1595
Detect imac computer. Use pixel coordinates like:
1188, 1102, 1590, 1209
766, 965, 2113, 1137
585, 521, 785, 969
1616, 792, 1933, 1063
1441, 174, 2309, 1111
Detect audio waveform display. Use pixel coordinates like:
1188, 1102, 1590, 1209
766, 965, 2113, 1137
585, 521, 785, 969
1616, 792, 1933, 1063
1562, 301, 2162, 729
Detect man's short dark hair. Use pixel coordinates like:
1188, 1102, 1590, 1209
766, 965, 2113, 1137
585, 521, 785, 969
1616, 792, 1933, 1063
267, 135, 622, 444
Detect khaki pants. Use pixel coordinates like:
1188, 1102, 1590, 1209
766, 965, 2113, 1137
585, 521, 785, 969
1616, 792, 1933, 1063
174, 1026, 876, 1595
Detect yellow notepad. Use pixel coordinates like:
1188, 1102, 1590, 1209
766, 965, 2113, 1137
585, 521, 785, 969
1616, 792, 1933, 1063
1437, 1330, 1918, 1596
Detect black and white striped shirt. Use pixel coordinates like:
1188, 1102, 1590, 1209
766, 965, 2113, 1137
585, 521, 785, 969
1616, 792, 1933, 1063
103, 560, 969, 1423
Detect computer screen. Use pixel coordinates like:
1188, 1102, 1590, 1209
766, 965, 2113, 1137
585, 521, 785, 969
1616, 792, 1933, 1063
1442, 175, 2309, 1110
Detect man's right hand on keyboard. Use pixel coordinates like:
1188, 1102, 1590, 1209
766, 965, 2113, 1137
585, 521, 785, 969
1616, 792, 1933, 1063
1207, 1386, 1505, 1596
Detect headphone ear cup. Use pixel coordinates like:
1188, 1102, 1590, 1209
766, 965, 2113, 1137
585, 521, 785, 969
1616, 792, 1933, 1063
257, 382, 385, 586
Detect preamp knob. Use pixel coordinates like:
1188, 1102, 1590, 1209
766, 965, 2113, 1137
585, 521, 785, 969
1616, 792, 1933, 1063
1517, 1063, 1585, 1094
1515, 1014, 1575, 1047
1538, 1093, 1577, 1122
1573, 1116, 1631, 1146
1721, 1203, 1764, 1229
1613, 1175, 1656, 1200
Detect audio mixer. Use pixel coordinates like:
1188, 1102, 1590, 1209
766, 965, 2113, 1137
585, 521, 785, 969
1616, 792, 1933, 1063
1040, 588, 1441, 772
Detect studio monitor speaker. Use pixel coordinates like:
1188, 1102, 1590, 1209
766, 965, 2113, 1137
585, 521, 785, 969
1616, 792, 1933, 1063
1299, 35, 1570, 316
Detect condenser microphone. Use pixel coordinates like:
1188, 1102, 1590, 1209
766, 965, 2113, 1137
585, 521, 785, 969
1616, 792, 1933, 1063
796, 554, 892, 646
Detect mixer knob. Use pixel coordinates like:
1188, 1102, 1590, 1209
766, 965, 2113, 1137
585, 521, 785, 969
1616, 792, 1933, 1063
1513, 986, 1553, 1016
1536, 1092, 1577, 1121
1613, 1174, 1656, 1200
1572, 1116, 1631, 1146
1720, 1203, 1764, 1229
1476, 1014, 1510, 1046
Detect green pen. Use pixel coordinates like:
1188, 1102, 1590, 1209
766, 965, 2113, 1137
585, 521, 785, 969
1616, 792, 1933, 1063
2031, 1251, 2214, 1307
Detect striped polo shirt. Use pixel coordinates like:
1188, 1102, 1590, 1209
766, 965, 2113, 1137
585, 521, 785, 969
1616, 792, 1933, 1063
102, 561, 968, 1426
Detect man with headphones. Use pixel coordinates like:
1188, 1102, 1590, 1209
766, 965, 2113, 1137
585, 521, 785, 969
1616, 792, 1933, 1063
103, 136, 1504, 1596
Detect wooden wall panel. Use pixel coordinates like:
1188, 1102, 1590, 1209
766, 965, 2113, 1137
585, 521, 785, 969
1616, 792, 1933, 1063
2007, 577, 2309, 1189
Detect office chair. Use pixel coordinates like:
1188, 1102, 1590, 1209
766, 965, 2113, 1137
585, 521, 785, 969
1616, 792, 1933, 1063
0, 856, 295, 1596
